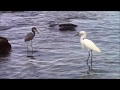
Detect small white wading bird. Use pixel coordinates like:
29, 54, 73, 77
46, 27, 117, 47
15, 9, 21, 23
75, 31, 101, 70
24, 27, 39, 52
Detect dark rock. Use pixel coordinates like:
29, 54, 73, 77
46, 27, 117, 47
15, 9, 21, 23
0, 37, 11, 56
59, 23, 77, 27
59, 27, 76, 31
59, 23, 77, 31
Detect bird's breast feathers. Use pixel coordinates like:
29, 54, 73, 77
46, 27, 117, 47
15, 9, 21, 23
25, 32, 34, 41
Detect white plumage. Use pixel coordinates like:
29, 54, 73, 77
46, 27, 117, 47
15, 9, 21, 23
82, 39, 101, 52
75, 31, 101, 70
79, 31, 101, 53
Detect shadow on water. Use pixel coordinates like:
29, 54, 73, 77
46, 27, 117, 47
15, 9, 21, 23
27, 55, 36, 59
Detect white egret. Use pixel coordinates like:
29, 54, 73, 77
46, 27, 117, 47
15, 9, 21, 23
75, 31, 101, 70
24, 27, 39, 52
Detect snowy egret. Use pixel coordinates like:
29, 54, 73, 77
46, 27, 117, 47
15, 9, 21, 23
75, 31, 101, 70
24, 27, 39, 52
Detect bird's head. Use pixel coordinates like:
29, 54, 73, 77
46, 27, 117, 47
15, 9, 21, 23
32, 27, 39, 34
74, 31, 86, 37
79, 31, 86, 35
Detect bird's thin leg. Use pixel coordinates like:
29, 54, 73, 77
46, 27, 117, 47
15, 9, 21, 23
27, 42, 28, 56
91, 50, 93, 70
31, 40, 32, 50
31, 40, 33, 55
27, 42, 28, 51
86, 50, 91, 70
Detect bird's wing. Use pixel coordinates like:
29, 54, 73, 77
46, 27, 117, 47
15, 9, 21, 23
83, 39, 101, 52
25, 32, 34, 41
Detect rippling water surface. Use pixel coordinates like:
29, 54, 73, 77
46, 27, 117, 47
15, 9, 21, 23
0, 11, 120, 79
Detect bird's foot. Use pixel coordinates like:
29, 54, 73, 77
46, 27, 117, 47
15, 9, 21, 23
27, 55, 33, 57
90, 68, 93, 71
87, 71, 90, 74
88, 67, 91, 71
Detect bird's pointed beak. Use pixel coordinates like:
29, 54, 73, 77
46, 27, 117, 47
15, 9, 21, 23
35, 29, 39, 34
74, 33, 79, 37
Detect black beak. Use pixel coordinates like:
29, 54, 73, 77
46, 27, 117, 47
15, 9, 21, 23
74, 33, 79, 37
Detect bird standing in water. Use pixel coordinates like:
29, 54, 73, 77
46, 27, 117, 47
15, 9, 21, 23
25, 27, 39, 52
75, 31, 101, 70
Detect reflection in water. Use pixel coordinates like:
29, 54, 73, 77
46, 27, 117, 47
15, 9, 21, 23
0, 53, 10, 58
27, 55, 36, 59
27, 51, 33, 57
82, 73, 99, 79
0, 52, 11, 61
87, 69, 91, 75
83, 68, 112, 79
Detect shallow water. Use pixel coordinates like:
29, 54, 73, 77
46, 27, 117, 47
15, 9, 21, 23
0, 11, 120, 79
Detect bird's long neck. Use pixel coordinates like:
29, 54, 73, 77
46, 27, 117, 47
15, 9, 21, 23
32, 30, 35, 35
80, 34, 86, 48
80, 34, 86, 41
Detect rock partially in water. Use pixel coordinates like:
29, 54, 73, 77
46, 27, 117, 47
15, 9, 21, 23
0, 37, 11, 56
59, 23, 77, 31
48, 21, 58, 27
0, 26, 12, 31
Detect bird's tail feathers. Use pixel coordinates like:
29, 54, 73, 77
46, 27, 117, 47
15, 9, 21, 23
94, 47, 101, 53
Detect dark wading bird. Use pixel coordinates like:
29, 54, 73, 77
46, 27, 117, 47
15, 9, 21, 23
75, 31, 101, 71
24, 27, 39, 53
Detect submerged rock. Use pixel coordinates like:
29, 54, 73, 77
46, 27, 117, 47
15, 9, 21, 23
59, 23, 77, 31
0, 37, 11, 56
